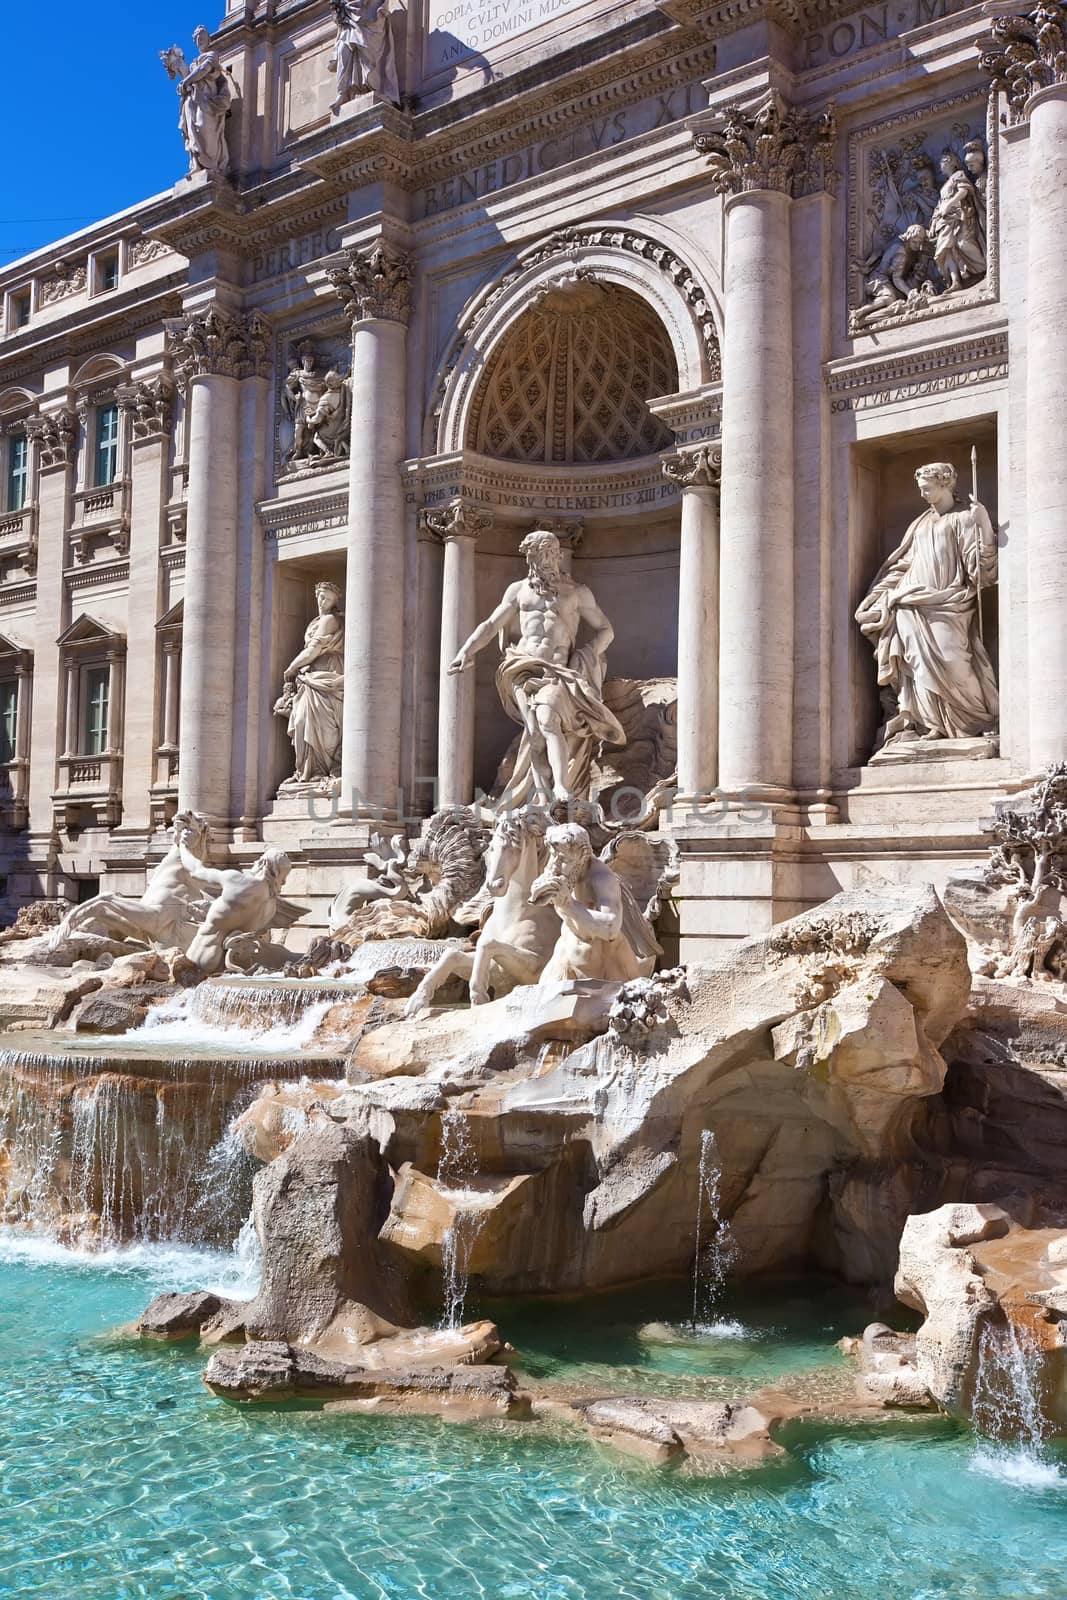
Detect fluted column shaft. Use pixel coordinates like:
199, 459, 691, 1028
422, 500, 491, 810
179, 371, 239, 823
1026, 85, 1067, 766
717, 189, 795, 799
330, 244, 413, 819
665, 449, 720, 798
170, 305, 268, 829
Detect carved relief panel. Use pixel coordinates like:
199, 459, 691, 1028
848, 95, 997, 335
276, 328, 353, 481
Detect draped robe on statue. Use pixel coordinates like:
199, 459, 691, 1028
287, 620, 345, 782
493, 643, 625, 810
856, 503, 998, 742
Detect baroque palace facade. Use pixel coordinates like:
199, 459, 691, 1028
0, 0, 1062, 956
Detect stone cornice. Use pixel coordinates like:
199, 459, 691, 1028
824, 328, 1009, 410
0, 282, 184, 391
168, 306, 272, 383
326, 242, 414, 328
692, 89, 839, 196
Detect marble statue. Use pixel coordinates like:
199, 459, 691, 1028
929, 150, 986, 292
449, 530, 624, 807
45, 812, 212, 954
329, 0, 400, 112
160, 29, 237, 179
274, 582, 345, 787
283, 350, 351, 465
856, 461, 999, 753
406, 811, 560, 1014
530, 823, 661, 983
177, 836, 300, 975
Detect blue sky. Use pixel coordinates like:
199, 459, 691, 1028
0, 3, 218, 267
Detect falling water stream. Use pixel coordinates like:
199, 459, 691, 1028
692, 1130, 738, 1331
436, 1109, 488, 1329
971, 1319, 1062, 1485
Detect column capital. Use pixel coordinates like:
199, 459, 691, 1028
167, 305, 272, 385
977, 2, 1067, 123
420, 498, 492, 542
327, 241, 414, 328
25, 408, 77, 471
692, 91, 838, 199
116, 376, 175, 441
663, 445, 722, 491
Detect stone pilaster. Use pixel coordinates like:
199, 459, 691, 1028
116, 377, 173, 832
169, 305, 270, 829
327, 242, 414, 819
979, 9, 1067, 765
693, 92, 836, 803
421, 500, 492, 809
25, 410, 75, 843
663, 447, 721, 799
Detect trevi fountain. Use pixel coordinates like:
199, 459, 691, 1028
0, 0, 1066, 1594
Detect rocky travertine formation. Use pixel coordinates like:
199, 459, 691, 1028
246, 883, 971, 1296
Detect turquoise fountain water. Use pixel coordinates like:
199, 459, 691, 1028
3, 1233, 1067, 1600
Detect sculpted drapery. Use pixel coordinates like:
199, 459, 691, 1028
275, 583, 345, 785
856, 462, 998, 749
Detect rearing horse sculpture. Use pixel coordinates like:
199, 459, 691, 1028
406, 810, 560, 1015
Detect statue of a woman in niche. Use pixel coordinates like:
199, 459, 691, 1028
856, 462, 999, 757
329, 0, 400, 111
274, 582, 345, 787
160, 28, 237, 179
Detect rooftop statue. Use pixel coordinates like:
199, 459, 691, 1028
449, 531, 625, 808
160, 28, 238, 179
329, 0, 401, 112
856, 460, 998, 755
274, 581, 345, 789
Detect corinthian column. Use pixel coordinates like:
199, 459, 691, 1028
663, 447, 721, 798
328, 242, 413, 819
169, 305, 270, 828
421, 499, 492, 809
980, 9, 1067, 766
694, 92, 836, 803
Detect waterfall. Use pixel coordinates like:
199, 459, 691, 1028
139, 982, 344, 1051
0, 1042, 332, 1248
972, 1319, 1062, 1485
691, 1129, 737, 1329
436, 1109, 486, 1330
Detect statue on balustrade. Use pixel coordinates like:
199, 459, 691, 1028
856, 461, 999, 758
274, 581, 345, 788
329, 0, 401, 112
160, 28, 238, 179
448, 530, 625, 808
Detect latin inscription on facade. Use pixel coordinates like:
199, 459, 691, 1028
253, 228, 343, 284
802, 0, 973, 67
427, 0, 587, 73
421, 81, 706, 217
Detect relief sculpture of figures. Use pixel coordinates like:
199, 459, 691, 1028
283, 347, 351, 466
448, 530, 625, 807
274, 582, 345, 788
928, 149, 986, 292
853, 125, 988, 330
856, 461, 999, 758
329, 0, 401, 111
160, 28, 237, 179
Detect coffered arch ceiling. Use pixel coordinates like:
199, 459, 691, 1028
466, 279, 678, 466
